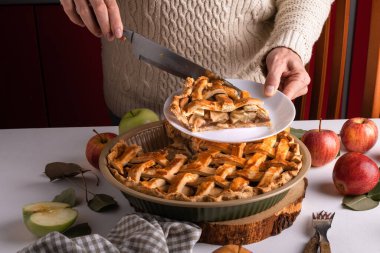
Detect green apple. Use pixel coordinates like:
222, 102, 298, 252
23, 201, 78, 237
119, 108, 160, 135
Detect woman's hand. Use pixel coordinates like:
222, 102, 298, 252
264, 47, 311, 100
60, 0, 123, 41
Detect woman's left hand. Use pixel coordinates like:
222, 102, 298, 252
264, 47, 311, 100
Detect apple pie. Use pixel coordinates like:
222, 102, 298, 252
105, 122, 303, 202
170, 76, 271, 132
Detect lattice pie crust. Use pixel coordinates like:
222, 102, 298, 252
106, 123, 303, 202
170, 76, 271, 132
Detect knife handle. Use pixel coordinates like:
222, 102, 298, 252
123, 27, 134, 42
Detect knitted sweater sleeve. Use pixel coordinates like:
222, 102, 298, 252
261, 0, 334, 66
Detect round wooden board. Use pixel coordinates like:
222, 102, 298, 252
197, 178, 308, 245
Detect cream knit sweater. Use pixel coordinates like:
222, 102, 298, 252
101, 0, 333, 117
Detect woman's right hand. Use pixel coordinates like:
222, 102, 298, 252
60, 0, 123, 41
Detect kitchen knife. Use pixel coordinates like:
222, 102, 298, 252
122, 27, 241, 91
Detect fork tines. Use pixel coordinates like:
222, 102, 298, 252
312, 210, 335, 220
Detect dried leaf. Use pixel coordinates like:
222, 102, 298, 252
52, 188, 76, 207
45, 162, 90, 181
45, 162, 118, 213
63, 223, 92, 238
343, 195, 379, 211
367, 179, 380, 201
290, 128, 307, 139
88, 194, 118, 212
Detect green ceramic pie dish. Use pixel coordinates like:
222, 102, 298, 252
99, 121, 311, 222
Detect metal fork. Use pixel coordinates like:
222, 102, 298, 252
312, 211, 335, 253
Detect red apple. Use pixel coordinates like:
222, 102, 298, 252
301, 119, 340, 167
333, 152, 379, 195
340, 117, 378, 153
86, 129, 117, 169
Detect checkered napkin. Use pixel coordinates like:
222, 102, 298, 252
19, 213, 202, 253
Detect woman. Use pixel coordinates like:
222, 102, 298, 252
60, 0, 333, 120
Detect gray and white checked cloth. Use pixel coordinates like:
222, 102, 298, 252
19, 212, 202, 253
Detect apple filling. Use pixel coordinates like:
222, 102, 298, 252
170, 76, 271, 132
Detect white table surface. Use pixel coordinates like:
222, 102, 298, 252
1, 119, 379, 253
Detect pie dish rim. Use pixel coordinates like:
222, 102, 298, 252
99, 121, 311, 209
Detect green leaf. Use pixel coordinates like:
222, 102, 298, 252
342, 195, 379, 211
88, 194, 118, 212
63, 223, 92, 238
367, 180, 380, 201
52, 188, 76, 207
45, 162, 90, 181
290, 128, 307, 139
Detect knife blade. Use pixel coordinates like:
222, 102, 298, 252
122, 27, 241, 92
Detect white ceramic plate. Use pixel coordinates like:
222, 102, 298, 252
163, 79, 295, 143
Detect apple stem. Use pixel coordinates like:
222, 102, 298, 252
319, 118, 322, 132
93, 129, 105, 143
64, 177, 96, 197
130, 111, 135, 117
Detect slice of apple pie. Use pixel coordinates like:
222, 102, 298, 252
170, 76, 271, 132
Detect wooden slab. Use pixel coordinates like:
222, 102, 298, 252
198, 178, 308, 245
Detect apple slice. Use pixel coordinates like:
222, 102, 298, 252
23, 201, 78, 237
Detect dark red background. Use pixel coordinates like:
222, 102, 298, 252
0, 5, 110, 128
0, 2, 373, 129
